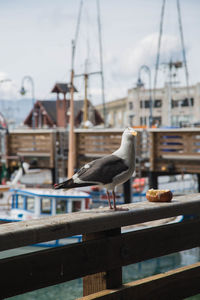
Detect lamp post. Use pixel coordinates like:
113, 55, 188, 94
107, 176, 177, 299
137, 65, 153, 127
20, 75, 35, 129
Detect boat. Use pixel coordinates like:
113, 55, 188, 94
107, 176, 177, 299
132, 177, 147, 193
0, 187, 91, 247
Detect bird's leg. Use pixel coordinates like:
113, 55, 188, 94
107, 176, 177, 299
107, 191, 113, 209
112, 190, 129, 211
112, 190, 117, 210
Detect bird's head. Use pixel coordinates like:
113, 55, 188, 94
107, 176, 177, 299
123, 127, 137, 139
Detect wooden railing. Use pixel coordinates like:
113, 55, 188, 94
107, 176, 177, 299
4, 129, 68, 169
149, 128, 200, 173
4, 128, 200, 176
1, 194, 200, 299
75, 129, 149, 171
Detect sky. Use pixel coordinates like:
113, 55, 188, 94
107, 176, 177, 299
0, 0, 200, 105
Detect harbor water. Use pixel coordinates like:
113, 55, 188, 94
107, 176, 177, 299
2, 174, 200, 299
6, 247, 200, 300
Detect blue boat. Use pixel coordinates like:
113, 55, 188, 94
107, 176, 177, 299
0, 187, 92, 247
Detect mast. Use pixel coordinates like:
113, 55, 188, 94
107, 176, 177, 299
153, 0, 166, 98
154, 0, 190, 126
97, 0, 106, 127
68, 0, 83, 178
84, 60, 89, 127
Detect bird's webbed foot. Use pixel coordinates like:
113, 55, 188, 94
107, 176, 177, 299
113, 206, 129, 211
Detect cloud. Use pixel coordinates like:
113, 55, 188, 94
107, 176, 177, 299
0, 73, 20, 100
109, 33, 182, 80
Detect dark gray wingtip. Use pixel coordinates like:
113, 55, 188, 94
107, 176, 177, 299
54, 178, 73, 189
54, 182, 65, 189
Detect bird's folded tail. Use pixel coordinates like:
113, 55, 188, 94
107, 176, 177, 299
54, 178, 95, 190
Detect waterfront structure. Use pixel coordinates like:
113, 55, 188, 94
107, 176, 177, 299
95, 83, 200, 129
24, 83, 103, 129
1, 193, 200, 299
127, 83, 200, 127
95, 97, 127, 128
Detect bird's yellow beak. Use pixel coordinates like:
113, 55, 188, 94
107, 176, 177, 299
131, 130, 137, 136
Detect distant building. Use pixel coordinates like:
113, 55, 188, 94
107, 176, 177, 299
127, 83, 200, 127
24, 83, 104, 128
95, 97, 127, 128
95, 82, 200, 129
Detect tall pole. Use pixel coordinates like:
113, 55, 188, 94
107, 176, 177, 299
84, 73, 88, 127
68, 59, 75, 178
67, 0, 83, 178
97, 0, 106, 127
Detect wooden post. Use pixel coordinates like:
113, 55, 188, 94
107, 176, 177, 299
197, 174, 200, 193
123, 179, 132, 204
51, 168, 56, 185
149, 171, 158, 189
82, 228, 122, 296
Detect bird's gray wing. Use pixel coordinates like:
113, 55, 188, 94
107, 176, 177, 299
77, 154, 129, 184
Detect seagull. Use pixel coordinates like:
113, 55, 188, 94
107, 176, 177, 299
54, 127, 137, 210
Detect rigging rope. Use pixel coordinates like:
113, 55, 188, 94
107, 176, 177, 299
153, 0, 166, 99
176, 0, 191, 107
71, 0, 83, 71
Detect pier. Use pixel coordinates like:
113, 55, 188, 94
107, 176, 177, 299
1, 128, 200, 189
0, 194, 200, 298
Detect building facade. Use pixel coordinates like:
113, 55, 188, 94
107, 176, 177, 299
95, 97, 127, 128
127, 82, 200, 127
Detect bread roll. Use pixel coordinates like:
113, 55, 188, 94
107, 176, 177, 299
146, 189, 173, 202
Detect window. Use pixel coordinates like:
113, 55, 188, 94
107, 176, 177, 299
129, 115, 134, 126
56, 200, 67, 214
140, 116, 147, 126
72, 200, 82, 212
140, 100, 150, 108
154, 100, 162, 108
26, 197, 35, 212
129, 102, 133, 110
17, 195, 25, 209
171, 115, 192, 127
41, 198, 52, 214
113, 111, 117, 126
172, 98, 194, 108
181, 98, 194, 107
152, 117, 161, 127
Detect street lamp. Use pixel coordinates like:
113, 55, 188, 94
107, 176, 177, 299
137, 65, 153, 127
20, 76, 35, 129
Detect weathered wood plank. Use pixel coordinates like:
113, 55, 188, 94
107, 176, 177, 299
78, 262, 200, 300
157, 138, 183, 143
1, 218, 200, 298
0, 194, 200, 251
83, 229, 122, 296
